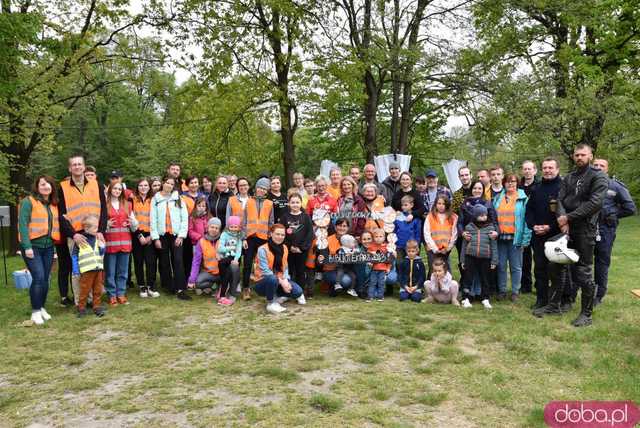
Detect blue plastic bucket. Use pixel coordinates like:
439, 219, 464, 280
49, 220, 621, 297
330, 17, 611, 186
13, 270, 32, 290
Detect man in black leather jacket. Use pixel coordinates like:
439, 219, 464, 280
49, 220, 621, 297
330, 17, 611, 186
556, 144, 608, 327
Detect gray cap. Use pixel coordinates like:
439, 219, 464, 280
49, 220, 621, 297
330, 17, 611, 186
256, 177, 271, 190
207, 217, 222, 227
389, 161, 400, 170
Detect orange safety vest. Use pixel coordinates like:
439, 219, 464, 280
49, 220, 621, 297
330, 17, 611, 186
253, 243, 289, 282
364, 196, 385, 232
228, 196, 246, 224
497, 196, 516, 234
246, 198, 273, 239
60, 178, 101, 232
200, 238, 219, 275
133, 197, 151, 233
322, 235, 341, 272
182, 195, 196, 215
428, 212, 456, 251
305, 239, 317, 269
20, 196, 61, 243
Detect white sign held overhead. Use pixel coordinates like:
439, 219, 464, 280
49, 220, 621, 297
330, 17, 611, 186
442, 159, 467, 193
374, 154, 411, 182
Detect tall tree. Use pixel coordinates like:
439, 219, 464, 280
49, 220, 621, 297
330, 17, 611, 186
468, 0, 640, 159
0, 0, 145, 250
167, 0, 316, 187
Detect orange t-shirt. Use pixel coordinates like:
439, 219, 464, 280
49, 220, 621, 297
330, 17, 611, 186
165, 202, 173, 235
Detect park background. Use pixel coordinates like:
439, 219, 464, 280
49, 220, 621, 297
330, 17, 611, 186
1, 1, 639, 426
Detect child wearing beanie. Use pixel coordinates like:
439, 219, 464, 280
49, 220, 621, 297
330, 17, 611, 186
217, 215, 244, 305
459, 204, 498, 309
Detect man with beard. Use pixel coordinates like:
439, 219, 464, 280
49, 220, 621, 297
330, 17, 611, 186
555, 144, 608, 327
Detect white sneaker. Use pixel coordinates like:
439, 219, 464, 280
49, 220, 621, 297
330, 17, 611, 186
276, 296, 289, 305
139, 289, 149, 298
334, 283, 343, 291
461, 298, 472, 308
31, 311, 44, 325
297, 294, 307, 305
149, 289, 160, 298
481, 299, 493, 309
266, 302, 287, 314
40, 308, 52, 321
346, 289, 358, 297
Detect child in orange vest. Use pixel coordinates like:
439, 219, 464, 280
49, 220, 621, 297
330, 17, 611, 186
367, 228, 394, 301
423, 195, 458, 277
187, 218, 222, 293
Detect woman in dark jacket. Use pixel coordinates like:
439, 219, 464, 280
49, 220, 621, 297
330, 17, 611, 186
208, 175, 231, 230
391, 172, 425, 219
458, 181, 498, 236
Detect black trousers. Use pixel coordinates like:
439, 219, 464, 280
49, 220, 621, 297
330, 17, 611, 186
463, 256, 493, 301
455, 236, 466, 284
531, 235, 552, 306
55, 242, 72, 299
183, 239, 194, 279
157, 234, 186, 293
132, 233, 157, 289
521, 245, 533, 292
568, 231, 596, 316
288, 250, 308, 286
549, 231, 595, 315
218, 257, 240, 297
242, 236, 267, 289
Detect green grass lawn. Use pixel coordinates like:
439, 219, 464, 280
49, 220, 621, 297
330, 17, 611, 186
1, 218, 639, 427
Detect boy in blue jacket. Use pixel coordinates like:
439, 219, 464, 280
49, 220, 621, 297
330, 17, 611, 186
397, 240, 426, 302
394, 195, 422, 260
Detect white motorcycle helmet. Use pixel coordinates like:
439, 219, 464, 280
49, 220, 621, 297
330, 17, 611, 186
544, 234, 579, 264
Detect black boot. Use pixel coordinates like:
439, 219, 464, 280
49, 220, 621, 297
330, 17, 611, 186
572, 313, 592, 327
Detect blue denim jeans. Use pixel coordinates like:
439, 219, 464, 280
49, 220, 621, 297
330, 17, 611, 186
22, 246, 55, 311
497, 240, 523, 295
255, 275, 303, 302
368, 270, 387, 299
399, 289, 423, 302
105, 252, 130, 298
323, 270, 354, 290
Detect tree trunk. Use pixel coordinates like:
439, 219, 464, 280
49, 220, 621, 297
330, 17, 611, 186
389, 0, 401, 154
363, 71, 378, 163
278, 99, 296, 188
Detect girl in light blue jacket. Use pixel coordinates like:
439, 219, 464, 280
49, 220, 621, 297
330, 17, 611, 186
150, 176, 191, 300
492, 174, 532, 301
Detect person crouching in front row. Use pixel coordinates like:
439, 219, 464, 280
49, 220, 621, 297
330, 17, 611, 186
254, 224, 306, 314
425, 256, 460, 306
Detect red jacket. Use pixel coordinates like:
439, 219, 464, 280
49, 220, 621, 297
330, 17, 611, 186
105, 203, 132, 253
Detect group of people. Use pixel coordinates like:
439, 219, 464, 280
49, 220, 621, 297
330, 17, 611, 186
18, 144, 636, 325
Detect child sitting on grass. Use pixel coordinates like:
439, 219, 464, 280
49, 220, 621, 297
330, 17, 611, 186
71, 214, 106, 318
425, 257, 460, 306
397, 239, 425, 302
